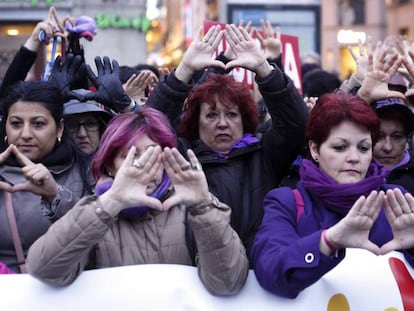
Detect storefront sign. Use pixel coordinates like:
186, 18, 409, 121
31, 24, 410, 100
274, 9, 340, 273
95, 12, 152, 32
0, 0, 55, 5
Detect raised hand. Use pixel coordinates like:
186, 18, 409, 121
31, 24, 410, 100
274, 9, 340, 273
161, 147, 211, 211
401, 40, 414, 98
175, 25, 225, 83
25, 21, 61, 50
48, 53, 86, 100
380, 188, 414, 254
85, 56, 132, 112
224, 24, 273, 79
102, 145, 163, 212
325, 190, 385, 255
357, 40, 404, 103
25, 7, 66, 50
348, 36, 372, 83
123, 70, 158, 102
254, 19, 282, 61
303, 96, 318, 112
223, 20, 252, 60
10, 145, 59, 202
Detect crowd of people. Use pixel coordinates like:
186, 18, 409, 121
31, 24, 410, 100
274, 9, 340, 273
1, 9, 414, 300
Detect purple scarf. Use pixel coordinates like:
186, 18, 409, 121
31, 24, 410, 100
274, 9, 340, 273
216, 133, 259, 159
95, 172, 171, 219
300, 159, 387, 216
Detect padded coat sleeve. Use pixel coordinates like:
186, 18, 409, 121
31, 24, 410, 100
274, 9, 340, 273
250, 188, 344, 298
26, 195, 114, 287
188, 195, 249, 296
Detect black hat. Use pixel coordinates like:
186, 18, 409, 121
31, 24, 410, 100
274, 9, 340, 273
64, 89, 113, 122
373, 97, 414, 133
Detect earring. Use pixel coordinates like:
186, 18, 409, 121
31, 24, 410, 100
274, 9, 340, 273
57, 136, 61, 144
107, 171, 113, 177
4, 136, 7, 143
314, 156, 319, 162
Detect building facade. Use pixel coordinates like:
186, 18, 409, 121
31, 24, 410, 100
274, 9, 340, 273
320, 0, 414, 80
1, 0, 414, 82
0, 0, 149, 80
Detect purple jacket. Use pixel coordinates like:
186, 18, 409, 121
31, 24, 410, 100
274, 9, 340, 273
251, 183, 414, 298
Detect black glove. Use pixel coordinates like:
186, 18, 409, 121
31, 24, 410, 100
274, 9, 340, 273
48, 53, 86, 101
85, 56, 132, 112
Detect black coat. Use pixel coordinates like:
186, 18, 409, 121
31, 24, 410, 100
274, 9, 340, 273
385, 151, 414, 195
0, 46, 37, 101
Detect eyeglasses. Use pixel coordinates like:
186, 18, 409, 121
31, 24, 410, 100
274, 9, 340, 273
66, 119, 100, 134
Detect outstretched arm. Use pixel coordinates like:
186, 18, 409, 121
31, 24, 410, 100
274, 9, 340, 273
339, 36, 371, 93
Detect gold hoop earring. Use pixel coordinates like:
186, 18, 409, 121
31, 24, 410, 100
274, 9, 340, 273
4, 136, 7, 143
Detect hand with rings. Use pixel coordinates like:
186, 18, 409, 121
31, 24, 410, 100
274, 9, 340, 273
161, 147, 211, 211
380, 188, 414, 254
180, 161, 202, 172
133, 158, 143, 170
324, 190, 384, 255
104, 145, 164, 212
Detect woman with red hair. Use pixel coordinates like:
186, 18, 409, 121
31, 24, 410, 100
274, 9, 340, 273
251, 92, 414, 298
147, 24, 308, 257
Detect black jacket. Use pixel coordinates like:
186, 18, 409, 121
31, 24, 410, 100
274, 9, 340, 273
386, 151, 414, 195
0, 45, 37, 101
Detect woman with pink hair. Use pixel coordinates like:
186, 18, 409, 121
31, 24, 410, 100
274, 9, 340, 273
26, 107, 248, 296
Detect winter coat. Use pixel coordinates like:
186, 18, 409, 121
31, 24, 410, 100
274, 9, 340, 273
0, 45, 37, 101
385, 151, 414, 195
251, 183, 414, 298
0, 158, 87, 272
26, 194, 249, 296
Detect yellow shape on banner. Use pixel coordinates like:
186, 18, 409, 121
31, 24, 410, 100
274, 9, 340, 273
327, 294, 350, 311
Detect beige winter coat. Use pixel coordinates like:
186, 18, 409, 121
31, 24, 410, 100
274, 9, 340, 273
26, 194, 249, 296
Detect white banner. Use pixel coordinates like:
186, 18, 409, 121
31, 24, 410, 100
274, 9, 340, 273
0, 249, 413, 311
